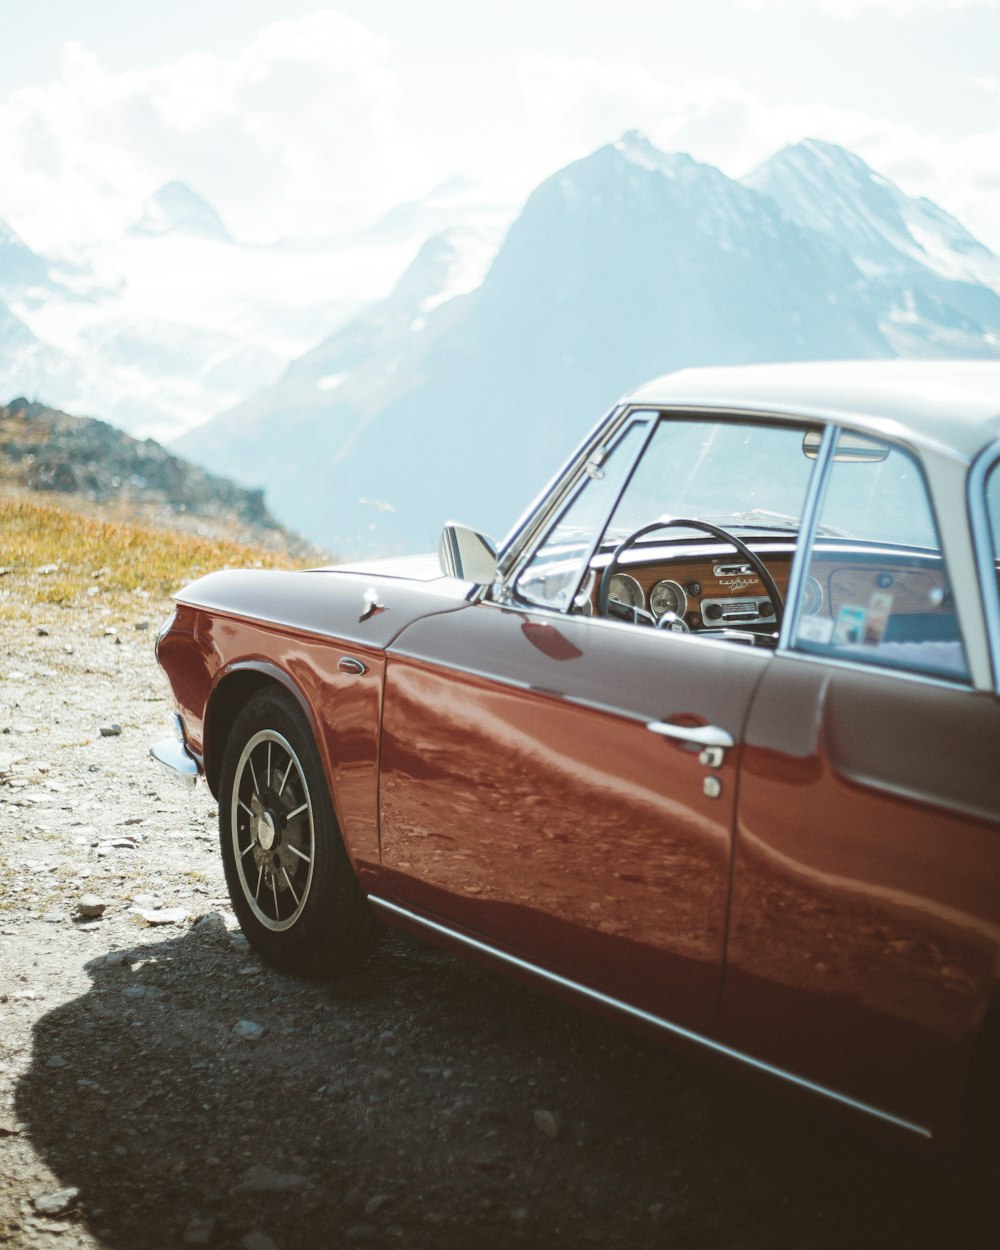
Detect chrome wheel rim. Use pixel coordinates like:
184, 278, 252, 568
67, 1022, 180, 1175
230, 729, 315, 932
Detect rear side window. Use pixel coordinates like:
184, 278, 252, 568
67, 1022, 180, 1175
793, 432, 968, 683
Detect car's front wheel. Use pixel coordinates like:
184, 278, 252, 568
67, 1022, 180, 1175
218, 687, 378, 976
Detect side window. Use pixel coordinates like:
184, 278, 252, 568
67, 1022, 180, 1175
513, 418, 650, 610
793, 432, 968, 682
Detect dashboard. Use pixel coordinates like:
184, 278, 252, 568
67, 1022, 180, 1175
582, 540, 955, 642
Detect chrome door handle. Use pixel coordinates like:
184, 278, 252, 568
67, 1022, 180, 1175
646, 721, 734, 750
338, 657, 367, 675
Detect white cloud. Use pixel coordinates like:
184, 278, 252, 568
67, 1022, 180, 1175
514, 55, 1000, 253
737, 0, 998, 16
0, 11, 431, 252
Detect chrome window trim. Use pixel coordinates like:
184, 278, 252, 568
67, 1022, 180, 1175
967, 439, 1000, 692
778, 423, 836, 652
503, 408, 658, 608
368, 894, 931, 1141
495, 403, 632, 579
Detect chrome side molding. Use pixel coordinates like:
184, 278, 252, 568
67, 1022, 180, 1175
367, 894, 931, 1141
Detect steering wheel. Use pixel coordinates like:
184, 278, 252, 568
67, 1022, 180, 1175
597, 517, 784, 632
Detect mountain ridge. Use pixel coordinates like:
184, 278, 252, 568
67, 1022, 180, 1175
176, 130, 998, 556
0, 396, 315, 555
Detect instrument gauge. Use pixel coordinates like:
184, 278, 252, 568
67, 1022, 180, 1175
649, 579, 688, 620
608, 573, 644, 612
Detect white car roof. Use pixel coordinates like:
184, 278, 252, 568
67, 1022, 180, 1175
626, 361, 1000, 464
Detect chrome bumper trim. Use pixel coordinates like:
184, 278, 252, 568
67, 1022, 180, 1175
368, 894, 932, 1141
149, 734, 199, 786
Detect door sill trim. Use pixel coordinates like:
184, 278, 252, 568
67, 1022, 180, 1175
367, 893, 931, 1140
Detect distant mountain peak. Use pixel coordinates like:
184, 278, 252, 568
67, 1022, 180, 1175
0, 215, 52, 293
613, 130, 700, 180
131, 181, 232, 242
746, 137, 998, 289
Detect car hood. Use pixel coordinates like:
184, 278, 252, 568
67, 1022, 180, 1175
172, 558, 474, 649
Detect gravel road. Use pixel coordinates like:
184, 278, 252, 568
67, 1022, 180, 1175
0, 598, 981, 1249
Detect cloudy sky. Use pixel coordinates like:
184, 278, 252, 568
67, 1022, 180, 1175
4, 0, 1000, 254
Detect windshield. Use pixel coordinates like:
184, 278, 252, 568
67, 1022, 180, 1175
605, 419, 816, 541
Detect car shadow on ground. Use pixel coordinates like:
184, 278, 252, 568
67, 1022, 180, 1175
14, 920, 985, 1250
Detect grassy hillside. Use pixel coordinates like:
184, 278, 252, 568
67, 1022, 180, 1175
0, 495, 300, 620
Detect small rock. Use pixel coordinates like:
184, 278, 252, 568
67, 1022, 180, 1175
134, 621, 150, 631
511, 1206, 529, 1226
183, 1214, 218, 1246
229, 1163, 307, 1194
363, 1195, 389, 1217
232, 1019, 266, 1042
191, 911, 230, 945
240, 1233, 279, 1250
77, 894, 107, 918
33, 1187, 79, 1216
99, 723, 123, 737
122, 984, 167, 1000
36, 625, 49, 636
41, 911, 68, 924
137, 907, 187, 926
532, 1108, 561, 1140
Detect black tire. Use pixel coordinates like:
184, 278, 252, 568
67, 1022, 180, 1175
218, 687, 379, 976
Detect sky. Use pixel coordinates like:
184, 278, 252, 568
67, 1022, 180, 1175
3, 0, 1000, 255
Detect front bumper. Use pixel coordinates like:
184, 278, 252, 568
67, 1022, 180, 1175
149, 713, 199, 787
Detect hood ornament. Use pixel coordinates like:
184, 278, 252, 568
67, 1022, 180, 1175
359, 587, 387, 622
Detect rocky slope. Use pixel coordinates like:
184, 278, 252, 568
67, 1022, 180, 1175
0, 398, 312, 555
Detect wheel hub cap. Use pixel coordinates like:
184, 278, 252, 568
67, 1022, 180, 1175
257, 809, 278, 852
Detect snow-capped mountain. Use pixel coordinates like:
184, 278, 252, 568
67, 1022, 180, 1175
5, 133, 1000, 558
0, 218, 52, 297
746, 139, 1000, 293
177, 129, 1000, 557
0, 182, 452, 440
131, 181, 233, 242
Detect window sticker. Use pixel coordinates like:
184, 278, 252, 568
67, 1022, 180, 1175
863, 591, 893, 645
833, 605, 867, 646
797, 615, 834, 645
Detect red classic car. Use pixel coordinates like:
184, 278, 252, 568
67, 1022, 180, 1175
153, 360, 1000, 1167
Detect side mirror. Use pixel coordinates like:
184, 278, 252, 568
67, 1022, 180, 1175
439, 523, 498, 584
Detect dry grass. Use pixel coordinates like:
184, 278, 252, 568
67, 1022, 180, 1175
0, 496, 301, 619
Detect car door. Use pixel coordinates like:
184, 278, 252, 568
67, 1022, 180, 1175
378, 410, 818, 1031
380, 602, 767, 1030
720, 430, 1000, 1137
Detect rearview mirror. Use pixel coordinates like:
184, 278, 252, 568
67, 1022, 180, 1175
439, 523, 498, 583
803, 430, 890, 463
